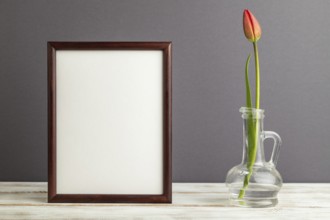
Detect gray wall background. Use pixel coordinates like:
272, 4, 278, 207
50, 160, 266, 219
1, 0, 330, 182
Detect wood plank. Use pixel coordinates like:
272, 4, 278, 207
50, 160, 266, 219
0, 182, 329, 219
0, 205, 329, 220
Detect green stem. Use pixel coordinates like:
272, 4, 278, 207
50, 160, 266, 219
254, 42, 260, 108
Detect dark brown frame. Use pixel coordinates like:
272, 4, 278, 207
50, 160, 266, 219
48, 42, 172, 203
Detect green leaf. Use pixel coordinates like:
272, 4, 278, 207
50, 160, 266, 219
238, 54, 256, 199
245, 54, 252, 108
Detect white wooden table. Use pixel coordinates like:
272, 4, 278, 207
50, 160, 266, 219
0, 182, 329, 219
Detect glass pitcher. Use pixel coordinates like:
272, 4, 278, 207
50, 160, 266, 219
226, 107, 282, 208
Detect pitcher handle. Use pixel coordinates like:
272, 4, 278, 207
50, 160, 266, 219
262, 131, 282, 167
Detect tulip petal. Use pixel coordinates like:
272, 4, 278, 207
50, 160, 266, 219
243, 10, 255, 42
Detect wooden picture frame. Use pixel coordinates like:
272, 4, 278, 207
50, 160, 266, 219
48, 42, 172, 203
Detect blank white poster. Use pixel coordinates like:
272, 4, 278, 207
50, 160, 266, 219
55, 50, 163, 194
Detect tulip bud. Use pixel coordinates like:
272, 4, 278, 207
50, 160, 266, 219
243, 9, 262, 42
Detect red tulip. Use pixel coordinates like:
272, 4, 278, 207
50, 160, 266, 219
243, 9, 262, 42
